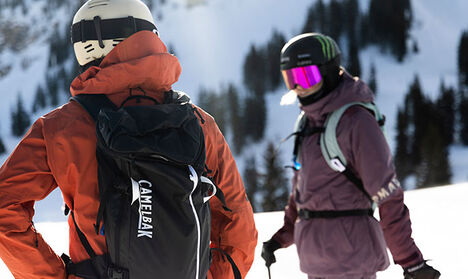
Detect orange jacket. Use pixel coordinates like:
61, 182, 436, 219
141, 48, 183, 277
0, 31, 257, 279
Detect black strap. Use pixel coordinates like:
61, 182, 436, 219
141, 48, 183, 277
200, 179, 232, 212
211, 248, 242, 279
71, 94, 117, 121
293, 114, 372, 204
72, 94, 116, 235
214, 184, 232, 212
62, 253, 116, 279
93, 148, 128, 235
93, 16, 105, 48
69, 212, 116, 278
71, 211, 97, 259
292, 115, 325, 158
378, 114, 386, 126
298, 208, 373, 219
72, 16, 157, 44
341, 168, 373, 202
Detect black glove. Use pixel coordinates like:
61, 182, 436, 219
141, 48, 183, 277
261, 239, 282, 267
404, 261, 441, 279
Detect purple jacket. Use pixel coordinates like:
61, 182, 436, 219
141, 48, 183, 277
272, 72, 423, 277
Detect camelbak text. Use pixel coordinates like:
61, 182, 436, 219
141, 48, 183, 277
135, 179, 154, 238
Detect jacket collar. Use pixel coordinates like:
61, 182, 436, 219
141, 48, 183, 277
300, 71, 375, 122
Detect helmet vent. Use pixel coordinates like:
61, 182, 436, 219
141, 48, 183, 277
84, 44, 93, 49
86, 48, 95, 53
88, 0, 109, 9
112, 39, 124, 47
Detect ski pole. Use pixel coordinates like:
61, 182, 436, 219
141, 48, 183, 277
267, 265, 271, 279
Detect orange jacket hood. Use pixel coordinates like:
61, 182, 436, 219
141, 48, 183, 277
70, 30, 181, 96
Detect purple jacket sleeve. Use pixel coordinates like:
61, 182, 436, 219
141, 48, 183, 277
379, 192, 424, 267
341, 106, 423, 268
271, 174, 298, 248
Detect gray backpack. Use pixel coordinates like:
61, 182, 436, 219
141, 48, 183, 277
293, 102, 386, 208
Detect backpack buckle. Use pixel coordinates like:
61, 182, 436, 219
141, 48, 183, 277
330, 158, 346, 172
107, 265, 129, 279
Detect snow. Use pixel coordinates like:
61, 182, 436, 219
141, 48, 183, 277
247, 183, 468, 279
0, 183, 466, 278
0, 0, 467, 277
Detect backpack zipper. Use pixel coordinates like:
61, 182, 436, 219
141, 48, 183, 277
188, 166, 201, 279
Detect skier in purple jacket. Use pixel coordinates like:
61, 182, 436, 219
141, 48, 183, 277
261, 33, 441, 279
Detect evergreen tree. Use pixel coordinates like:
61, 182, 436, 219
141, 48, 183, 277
394, 107, 411, 186
301, 4, 316, 33
368, 62, 377, 96
0, 135, 5, 154
367, 0, 413, 61
58, 66, 70, 96
416, 114, 451, 188
412, 39, 419, 54
46, 75, 59, 106
197, 88, 227, 135
457, 30, 468, 91
457, 30, 468, 144
359, 13, 370, 47
436, 80, 455, 145
226, 84, 244, 154
346, 37, 361, 77
405, 75, 427, 167
243, 156, 260, 212
48, 24, 71, 67
343, 0, 359, 40
11, 94, 31, 137
460, 96, 468, 145
32, 85, 47, 113
243, 96, 266, 142
397, 75, 452, 188
260, 142, 289, 212
328, 0, 343, 40
316, 0, 328, 34
265, 30, 286, 91
393, 0, 413, 62
243, 44, 266, 97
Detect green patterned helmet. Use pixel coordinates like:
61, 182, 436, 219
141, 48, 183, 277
280, 33, 342, 94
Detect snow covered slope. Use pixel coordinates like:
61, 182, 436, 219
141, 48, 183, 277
0, 0, 466, 222
248, 183, 467, 279
0, 183, 465, 278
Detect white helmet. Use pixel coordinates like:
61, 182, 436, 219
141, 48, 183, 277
72, 0, 158, 67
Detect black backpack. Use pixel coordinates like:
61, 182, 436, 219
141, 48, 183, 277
62, 91, 240, 279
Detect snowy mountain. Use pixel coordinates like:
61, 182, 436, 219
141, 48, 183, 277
1, 0, 467, 221
0, 182, 466, 278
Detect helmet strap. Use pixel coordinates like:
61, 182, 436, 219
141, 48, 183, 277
80, 57, 104, 73
71, 17, 158, 45
93, 16, 105, 49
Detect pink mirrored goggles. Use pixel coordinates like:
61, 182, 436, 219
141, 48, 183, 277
281, 65, 322, 90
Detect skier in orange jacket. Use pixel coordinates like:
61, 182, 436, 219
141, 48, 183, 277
0, 0, 257, 278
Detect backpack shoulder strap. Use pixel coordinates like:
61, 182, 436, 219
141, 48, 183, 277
320, 101, 385, 172
291, 111, 326, 170
292, 111, 308, 157
70, 94, 117, 121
